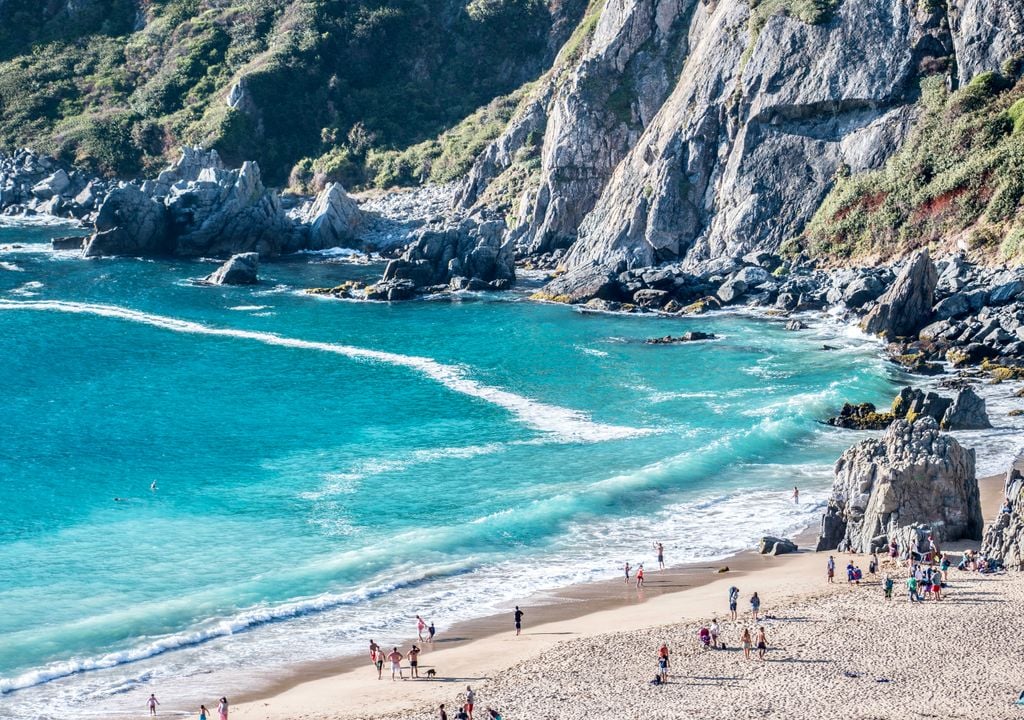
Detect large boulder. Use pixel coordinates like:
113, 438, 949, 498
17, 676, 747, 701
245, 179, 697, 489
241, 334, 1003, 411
302, 182, 362, 249
203, 252, 259, 285
861, 249, 937, 339
759, 536, 797, 555
940, 386, 991, 430
382, 213, 514, 293
815, 417, 982, 553
981, 455, 1024, 569
842, 274, 885, 309
83, 185, 170, 257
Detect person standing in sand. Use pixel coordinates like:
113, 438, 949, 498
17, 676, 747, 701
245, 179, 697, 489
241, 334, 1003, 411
728, 586, 739, 620
907, 574, 919, 603
514, 606, 524, 635
465, 686, 476, 719
624, 562, 631, 583
654, 542, 665, 570
417, 615, 427, 641
710, 618, 720, 649
217, 697, 228, 720
388, 647, 404, 680
369, 639, 380, 665
883, 575, 894, 600
375, 647, 385, 679
409, 644, 421, 678
740, 627, 752, 660
755, 626, 768, 660
636, 564, 645, 589
439, 703, 448, 720
750, 591, 761, 622
147, 694, 159, 716
657, 642, 670, 682
827, 555, 835, 583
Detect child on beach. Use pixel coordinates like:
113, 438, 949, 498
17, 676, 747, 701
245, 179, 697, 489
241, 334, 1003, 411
147, 694, 159, 716
624, 562, 631, 583
907, 574, 919, 603
429, 622, 436, 642
636, 565, 645, 589
710, 618, 720, 649
883, 575, 894, 600
657, 642, 670, 682
740, 628, 752, 660
199, 705, 209, 720
827, 556, 835, 583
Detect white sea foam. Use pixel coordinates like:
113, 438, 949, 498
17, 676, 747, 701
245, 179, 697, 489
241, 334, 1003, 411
8, 281, 43, 297
227, 305, 270, 312
575, 345, 609, 358
0, 300, 650, 443
0, 261, 25, 272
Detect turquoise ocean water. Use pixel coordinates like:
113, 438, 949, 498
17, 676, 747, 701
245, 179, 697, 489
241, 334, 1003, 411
3, 219, 1002, 718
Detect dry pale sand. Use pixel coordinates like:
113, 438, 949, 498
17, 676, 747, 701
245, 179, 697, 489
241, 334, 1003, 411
229, 477, 1021, 720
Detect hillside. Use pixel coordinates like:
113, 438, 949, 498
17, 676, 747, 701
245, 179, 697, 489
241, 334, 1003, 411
0, 0, 584, 185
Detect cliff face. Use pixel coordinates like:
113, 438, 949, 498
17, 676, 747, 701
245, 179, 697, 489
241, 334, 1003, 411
461, 0, 1024, 287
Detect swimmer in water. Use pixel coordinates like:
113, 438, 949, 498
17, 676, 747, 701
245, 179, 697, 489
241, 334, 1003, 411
150, 481, 157, 491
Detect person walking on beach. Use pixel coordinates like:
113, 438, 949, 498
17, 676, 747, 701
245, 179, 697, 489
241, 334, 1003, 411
636, 564, 645, 589
388, 647, 404, 680
465, 686, 476, 720
657, 642, 670, 682
793, 486, 799, 504
869, 552, 879, 576
369, 639, 380, 666
514, 606, 524, 635
750, 592, 761, 622
217, 697, 228, 720
429, 621, 436, 642
375, 647, 385, 679
417, 615, 427, 641
740, 627, 752, 660
827, 555, 835, 583
755, 626, 768, 660
199, 705, 209, 720
728, 586, 739, 620
147, 694, 159, 716
624, 561, 631, 583
409, 644, 421, 678
654, 542, 665, 570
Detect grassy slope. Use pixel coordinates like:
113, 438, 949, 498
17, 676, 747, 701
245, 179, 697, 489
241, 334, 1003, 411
803, 70, 1024, 263
0, 0, 572, 186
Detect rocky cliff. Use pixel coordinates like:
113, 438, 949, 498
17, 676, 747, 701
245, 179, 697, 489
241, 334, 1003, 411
459, 0, 1024, 292
981, 454, 1024, 569
816, 417, 983, 553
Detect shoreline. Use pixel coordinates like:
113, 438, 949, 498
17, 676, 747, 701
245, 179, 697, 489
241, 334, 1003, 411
233, 473, 1005, 720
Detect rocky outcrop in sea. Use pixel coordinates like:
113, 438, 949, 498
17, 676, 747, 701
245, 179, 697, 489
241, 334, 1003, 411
203, 253, 260, 285
816, 417, 983, 553
827, 386, 991, 431
0, 149, 107, 220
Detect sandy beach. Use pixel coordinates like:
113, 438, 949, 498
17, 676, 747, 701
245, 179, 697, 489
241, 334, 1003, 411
226, 475, 1018, 720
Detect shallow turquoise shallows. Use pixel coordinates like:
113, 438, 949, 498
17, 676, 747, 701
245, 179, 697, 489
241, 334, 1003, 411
0, 221, 901, 718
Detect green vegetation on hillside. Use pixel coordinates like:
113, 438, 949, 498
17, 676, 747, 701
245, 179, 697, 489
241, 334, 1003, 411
804, 70, 1024, 262
0, 0, 580, 185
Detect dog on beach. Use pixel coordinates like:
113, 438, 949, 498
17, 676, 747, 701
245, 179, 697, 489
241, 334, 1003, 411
426, 669, 437, 679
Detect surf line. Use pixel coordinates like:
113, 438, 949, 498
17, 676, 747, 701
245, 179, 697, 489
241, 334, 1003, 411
0, 299, 649, 442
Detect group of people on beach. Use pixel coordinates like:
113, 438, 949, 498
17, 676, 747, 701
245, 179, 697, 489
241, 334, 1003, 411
623, 542, 667, 588
145, 693, 228, 720
651, 584, 768, 685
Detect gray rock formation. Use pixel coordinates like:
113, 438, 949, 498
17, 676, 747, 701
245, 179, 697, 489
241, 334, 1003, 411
203, 252, 259, 285
1, 148, 105, 220
83, 185, 170, 257
941, 387, 991, 430
815, 417, 982, 553
949, 0, 1024, 85
302, 183, 362, 249
759, 536, 797, 555
980, 454, 1024, 569
861, 249, 937, 339
381, 213, 514, 292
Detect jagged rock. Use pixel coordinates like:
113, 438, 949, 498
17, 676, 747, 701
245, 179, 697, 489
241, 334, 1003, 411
826, 402, 894, 430
940, 386, 991, 430
988, 280, 1024, 306
785, 319, 808, 331
31, 169, 70, 199
633, 288, 670, 308
366, 279, 417, 301
733, 266, 770, 287
51, 236, 85, 251
716, 277, 748, 304
759, 536, 797, 555
842, 275, 885, 309
381, 213, 514, 292
815, 417, 982, 553
949, 0, 1024, 86
645, 331, 716, 344
83, 184, 170, 257
862, 249, 937, 339
203, 252, 259, 285
980, 454, 1024, 569
302, 183, 362, 249
891, 387, 952, 424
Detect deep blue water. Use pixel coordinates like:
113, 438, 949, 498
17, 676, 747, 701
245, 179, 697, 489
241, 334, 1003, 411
0, 221, 909, 718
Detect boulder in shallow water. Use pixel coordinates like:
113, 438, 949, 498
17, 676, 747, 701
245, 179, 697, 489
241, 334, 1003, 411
203, 252, 259, 285
815, 417, 982, 553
